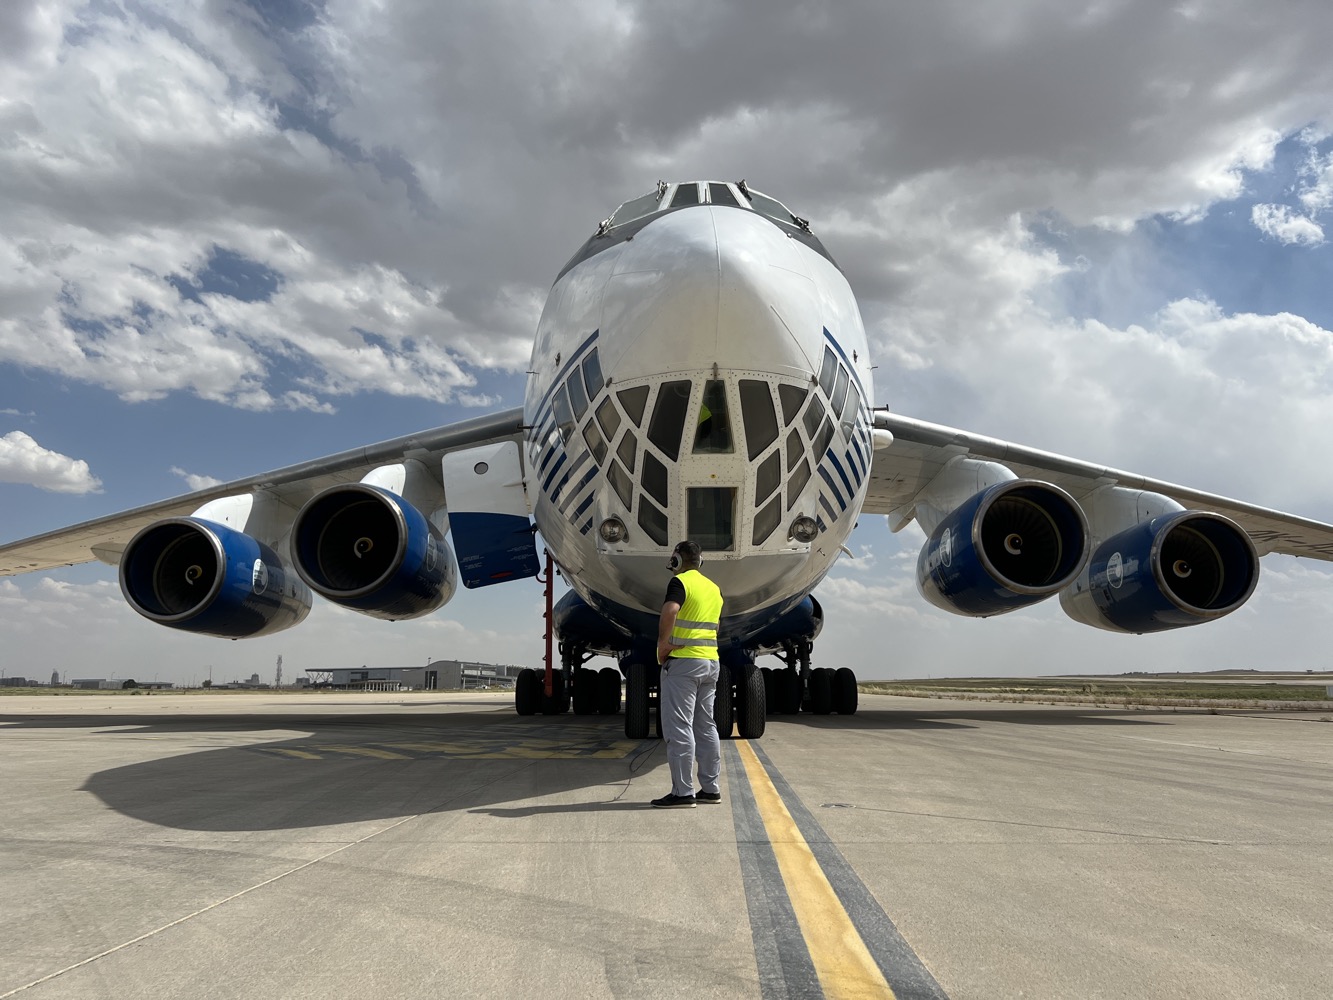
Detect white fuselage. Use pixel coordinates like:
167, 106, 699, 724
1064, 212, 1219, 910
522, 201, 874, 637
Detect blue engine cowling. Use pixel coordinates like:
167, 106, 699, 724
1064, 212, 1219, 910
292, 484, 456, 620
119, 518, 312, 638
1062, 511, 1258, 633
918, 480, 1090, 616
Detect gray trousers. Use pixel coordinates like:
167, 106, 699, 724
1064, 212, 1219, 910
659, 657, 722, 797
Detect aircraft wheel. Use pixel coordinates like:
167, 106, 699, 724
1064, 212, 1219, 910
625, 662, 650, 739
572, 668, 598, 715
734, 662, 766, 739
777, 669, 801, 715
540, 670, 568, 715
712, 663, 734, 739
515, 668, 541, 716
761, 667, 776, 715
833, 667, 858, 715
597, 667, 622, 715
807, 667, 834, 715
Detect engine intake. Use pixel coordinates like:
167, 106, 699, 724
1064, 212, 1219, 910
292, 484, 456, 620
918, 480, 1089, 616
119, 518, 312, 638
1060, 511, 1258, 633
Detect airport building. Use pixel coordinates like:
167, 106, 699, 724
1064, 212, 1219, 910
303, 660, 525, 691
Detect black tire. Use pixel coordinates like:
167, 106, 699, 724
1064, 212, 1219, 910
625, 662, 650, 739
515, 668, 541, 716
597, 667, 622, 715
572, 667, 598, 715
777, 669, 801, 715
540, 670, 568, 715
807, 667, 833, 715
761, 667, 776, 715
833, 667, 858, 716
713, 664, 734, 739
734, 662, 766, 739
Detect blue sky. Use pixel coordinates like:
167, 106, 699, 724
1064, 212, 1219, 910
3, 1, 1333, 684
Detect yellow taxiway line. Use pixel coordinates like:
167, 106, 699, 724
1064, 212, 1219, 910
736, 739, 895, 1000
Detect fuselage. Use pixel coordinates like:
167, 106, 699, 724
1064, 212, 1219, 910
522, 181, 875, 650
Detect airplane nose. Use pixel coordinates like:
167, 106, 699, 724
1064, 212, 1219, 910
598, 208, 822, 379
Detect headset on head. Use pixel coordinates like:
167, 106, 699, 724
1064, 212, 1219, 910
667, 546, 702, 572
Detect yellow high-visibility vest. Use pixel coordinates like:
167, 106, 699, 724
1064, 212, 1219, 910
669, 569, 723, 659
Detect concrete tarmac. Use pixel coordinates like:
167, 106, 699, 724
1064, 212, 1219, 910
1, 691, 1330, 999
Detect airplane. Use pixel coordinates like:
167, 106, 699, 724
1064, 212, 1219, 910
5, 178, 1333, 741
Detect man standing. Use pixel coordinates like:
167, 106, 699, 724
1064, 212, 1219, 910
651, 540, 723, 809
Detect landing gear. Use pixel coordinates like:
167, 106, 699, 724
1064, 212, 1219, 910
624, 660, 655, 740
833, 666, 858, 716
770, 668, 800, 714
515, 668, 541, 716
764, 639, 857, 716
572, 667, 598, 715
807, 667, 833, 715
731, 661, 766, 739
597, 667, 622, 715
540, 669, 569, 715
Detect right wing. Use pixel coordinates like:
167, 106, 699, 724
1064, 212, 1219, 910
0, 407, 526, 577
863, 411, 1333, 561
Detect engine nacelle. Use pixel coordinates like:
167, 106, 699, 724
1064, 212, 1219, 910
1060, 511, 1258, 633
119, 518, 312, 638
292, 484, 456, 620
917, 480, 1089, 616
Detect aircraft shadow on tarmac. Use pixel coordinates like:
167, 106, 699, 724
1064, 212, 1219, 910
1, 705, 1164, 833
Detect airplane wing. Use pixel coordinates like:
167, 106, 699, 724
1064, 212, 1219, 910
0, 407, 526, 577
864, 411, 1333, 561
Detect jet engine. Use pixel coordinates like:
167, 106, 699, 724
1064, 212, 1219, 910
1060, 511, 1258, 633
917, 480, 1089, 616
119, 518, 312, 638
292, 484, 456, 620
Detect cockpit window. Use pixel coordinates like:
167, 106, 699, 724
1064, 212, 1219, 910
693, 379, 733, 454
778, 384, 808, 426
830, 365, 850, 418
739, 380, 779, 460
637, 497, 669, 546
609, 191, 663, 228
641, 452, 669, 508
708, 183, 740, 207
840, 383, 861, 441
688, 487, 735, 551
746, 190, 795, 225
552, 385, 575, 444
670, 183, 701, 208
647, 380, 692, 462
618, 385, 650, 426
595, 396, 621, 442
581, 348, 604, 399
566, 368, 588, 421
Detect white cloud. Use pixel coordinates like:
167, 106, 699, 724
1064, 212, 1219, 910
170, 466, 224, 491
1250, 203, 1325, 245
0, 431, 101, 493
4, 2, 1333, 684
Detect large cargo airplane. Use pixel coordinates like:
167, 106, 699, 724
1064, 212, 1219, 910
5, 180, 1333, 739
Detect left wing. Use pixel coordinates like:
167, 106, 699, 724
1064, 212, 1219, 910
864, 410, 1333, 561
0, 407, 525, 577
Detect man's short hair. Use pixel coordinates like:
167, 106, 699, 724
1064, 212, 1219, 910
673, 540, 703, 568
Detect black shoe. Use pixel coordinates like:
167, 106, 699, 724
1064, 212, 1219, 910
696, 790, 722, 804
650, 793, 696, 809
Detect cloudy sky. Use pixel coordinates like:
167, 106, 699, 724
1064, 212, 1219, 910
4, 0, 1333, 686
